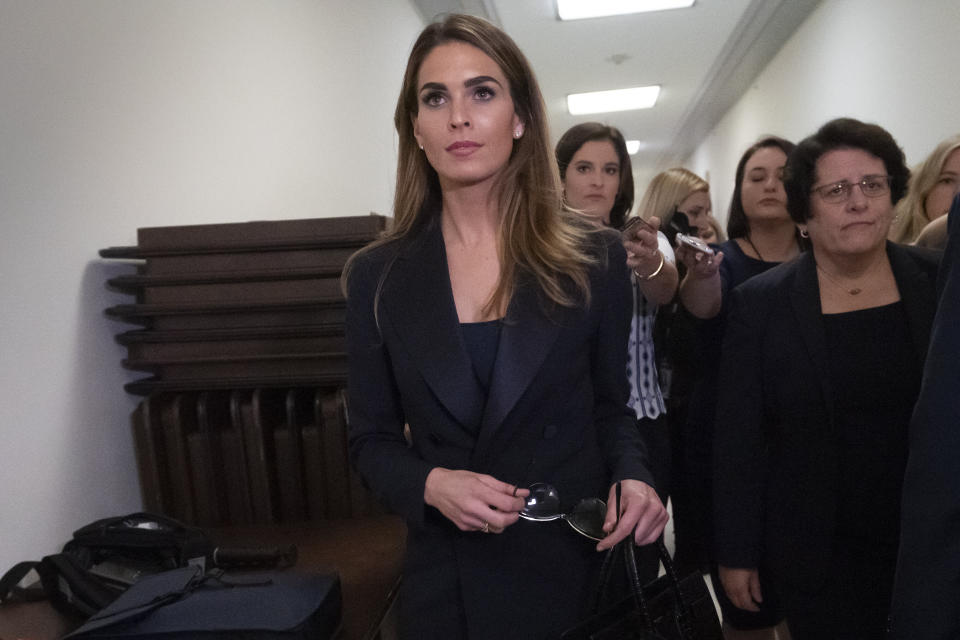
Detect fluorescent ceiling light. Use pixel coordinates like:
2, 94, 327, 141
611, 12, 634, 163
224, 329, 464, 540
558, 0, 695, 20
626, 140, 643, 155
567, 86, 660, 115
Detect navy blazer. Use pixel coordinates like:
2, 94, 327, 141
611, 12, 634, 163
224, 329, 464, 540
713, 242, 939, 592
889, 197, 960, 639
345, 215, 652, 639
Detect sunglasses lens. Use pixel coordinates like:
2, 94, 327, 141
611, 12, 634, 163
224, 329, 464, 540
566, 498, 607, 541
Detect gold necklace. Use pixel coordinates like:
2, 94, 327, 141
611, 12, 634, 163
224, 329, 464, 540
816, 263, 863, 295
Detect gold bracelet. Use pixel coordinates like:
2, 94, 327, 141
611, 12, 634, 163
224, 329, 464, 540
634, 251, 665, 281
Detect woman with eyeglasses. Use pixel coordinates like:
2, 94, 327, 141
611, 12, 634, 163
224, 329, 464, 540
343, 15, 666, 639
713, 118, 940, 638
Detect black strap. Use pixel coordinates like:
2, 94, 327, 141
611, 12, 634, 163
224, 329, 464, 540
83, 567, 274, 626
588, 481, 697, 639
623, 540, 656, 632
655, 538, 696, 638
0, 561, 44, 604
590, 534, 700, 639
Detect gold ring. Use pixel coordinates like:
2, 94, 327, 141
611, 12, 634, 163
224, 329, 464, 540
481, 521, 490, 533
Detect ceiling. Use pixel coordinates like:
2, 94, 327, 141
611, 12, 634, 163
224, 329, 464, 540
410, 0, 820, 185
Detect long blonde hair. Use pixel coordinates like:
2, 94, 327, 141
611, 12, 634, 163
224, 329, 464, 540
344, 14, 593, 314
890, 134, 960, 243
635, 167, 709, 227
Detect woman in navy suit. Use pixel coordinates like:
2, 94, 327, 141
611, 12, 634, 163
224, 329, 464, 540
343, 15, 667, 640
713, 118, 939, 638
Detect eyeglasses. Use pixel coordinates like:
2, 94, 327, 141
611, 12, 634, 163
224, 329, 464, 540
518, 482, 608, 541
810, 175, 891, 203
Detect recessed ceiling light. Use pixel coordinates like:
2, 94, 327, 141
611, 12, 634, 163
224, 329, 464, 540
558, 0, 695, 20
566, 86, 661, 115
626, 140, 643, 155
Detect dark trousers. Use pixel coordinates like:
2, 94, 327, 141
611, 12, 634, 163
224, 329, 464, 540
634, 414, 670, 585
780, 544, 895, 640
667, 397, 710, 577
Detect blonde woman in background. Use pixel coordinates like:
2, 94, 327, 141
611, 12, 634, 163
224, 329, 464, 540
889, 133, 960, 243
698, 215, 725, 244
621, 168, 721, 584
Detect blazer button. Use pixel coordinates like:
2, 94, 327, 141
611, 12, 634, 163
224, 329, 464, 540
543, 424, 558, 439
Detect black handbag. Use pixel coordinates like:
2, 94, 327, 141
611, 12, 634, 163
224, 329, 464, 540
562, 537, 722, 640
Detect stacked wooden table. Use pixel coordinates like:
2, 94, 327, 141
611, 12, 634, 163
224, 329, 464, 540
99, 215, 388, 527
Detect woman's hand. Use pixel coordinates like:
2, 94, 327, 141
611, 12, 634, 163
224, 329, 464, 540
676, 242, 723, 319
423, 467, 529, 533
596, 479, 669, 551
623, 216, 665, 278
675, 241, 723, 279
718, 566, 762, 612
623, 216, 679, 305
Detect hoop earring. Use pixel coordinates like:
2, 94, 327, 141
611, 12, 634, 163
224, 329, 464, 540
799, 228, 809, 238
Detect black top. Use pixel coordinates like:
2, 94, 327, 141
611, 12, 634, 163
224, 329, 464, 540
460, 319, 503, 394
824, 301, 918, 556
684, 239, 788, 433
717, 238, 782, 302
711, 245, 939, 589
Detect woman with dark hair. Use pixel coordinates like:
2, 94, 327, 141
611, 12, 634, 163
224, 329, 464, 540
555, 122, 678, 306
680, 136, 799, 638
726, 136, 804, 262
344, 15, 667, 639
713, 118, 939, 638
556, 122, 635, 229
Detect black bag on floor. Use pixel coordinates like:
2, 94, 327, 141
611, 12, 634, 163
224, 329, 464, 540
562, 538, 722, 640
0, 513, 214, 618
0, 511, 295, 621
64, 565, 342, 640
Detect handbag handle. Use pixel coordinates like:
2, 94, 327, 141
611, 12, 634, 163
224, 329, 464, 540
653, 537, 696, 639
590, 483, 696, 638
594, 539, 698, 635
657, 534, 696, 638
621, 536, 698, 639
623, 538, 657, 632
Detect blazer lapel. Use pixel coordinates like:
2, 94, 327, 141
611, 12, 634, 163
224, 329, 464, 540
789, 252, 836, 419
887, 242, 937, 367
380, 220, 485, 431
473, 274, 563, 463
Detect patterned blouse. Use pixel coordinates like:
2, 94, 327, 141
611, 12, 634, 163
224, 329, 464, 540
626, 231, 674, 420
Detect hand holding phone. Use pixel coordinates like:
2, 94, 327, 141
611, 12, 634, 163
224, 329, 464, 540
621, 215, 655, 241
676, 233, 714, 255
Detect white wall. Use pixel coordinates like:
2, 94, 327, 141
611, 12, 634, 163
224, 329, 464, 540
686, 0, 960, 227
0, 1, 423, 568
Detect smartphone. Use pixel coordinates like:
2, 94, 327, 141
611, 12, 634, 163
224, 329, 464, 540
676, 233, 715, 255
621, 216, 654, 240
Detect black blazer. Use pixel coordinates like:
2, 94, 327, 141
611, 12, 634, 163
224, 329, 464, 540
712, 243, 939, 591
889, 201, 960, 639
345, 215, 652, 639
